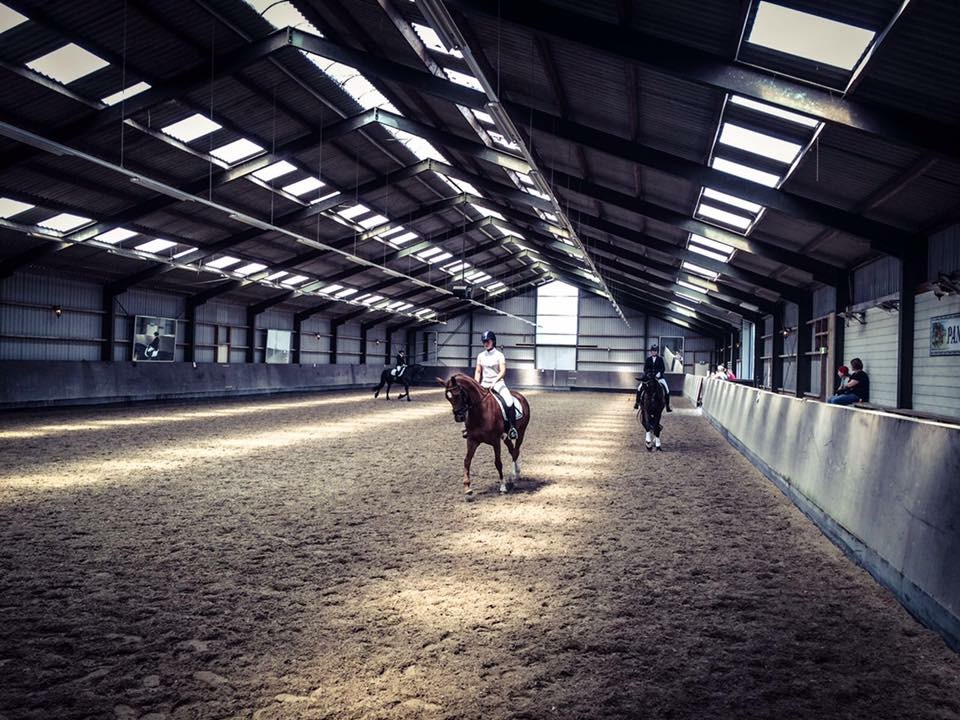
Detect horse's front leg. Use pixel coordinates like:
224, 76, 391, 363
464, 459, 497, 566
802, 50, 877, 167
385, 380, 391, 400
463, 439, 478, 496
493, 440, 507, 494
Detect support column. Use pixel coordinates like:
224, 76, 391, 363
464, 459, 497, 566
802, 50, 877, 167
245, 308, 257, 363
466, 311, 474, 367
832, 272, 851, 387
898, 246, 926, 408
385, 325, 398, 364
330, 320, 342, 364
753, 321, 763, 386
360, 322, 371, 364
406, 328, 417, 362
795, 295, 813, 397
292, 315, 302, 364
771, 303, 784, 392
100, 287, 118, 361
185, 302, 199, 363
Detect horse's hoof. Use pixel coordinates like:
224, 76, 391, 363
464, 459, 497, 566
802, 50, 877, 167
656, 446, 663, 452
646, 444, 652, 452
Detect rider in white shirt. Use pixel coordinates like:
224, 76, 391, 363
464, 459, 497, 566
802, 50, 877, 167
475, 330, 518, 440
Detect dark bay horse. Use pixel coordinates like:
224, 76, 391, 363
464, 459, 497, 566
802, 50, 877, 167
439, 374, 530, 496
374, 364, 423, 401
636, 373, 665, 451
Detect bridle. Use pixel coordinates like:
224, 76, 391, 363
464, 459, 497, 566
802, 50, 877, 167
445, 377, 472, 421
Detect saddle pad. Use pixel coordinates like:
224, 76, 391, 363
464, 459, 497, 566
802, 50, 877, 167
492, 392, 523, 420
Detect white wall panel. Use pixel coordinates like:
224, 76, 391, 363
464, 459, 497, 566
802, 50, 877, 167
843, 306, 900, 407
913, 290, 960, 419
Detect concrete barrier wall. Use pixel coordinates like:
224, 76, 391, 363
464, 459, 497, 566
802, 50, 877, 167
0, 361, 391, 408
425, 366, 683, 393
684, 374, 960, 650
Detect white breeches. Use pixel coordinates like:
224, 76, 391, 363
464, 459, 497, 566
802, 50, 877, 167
484, 379, 514, 407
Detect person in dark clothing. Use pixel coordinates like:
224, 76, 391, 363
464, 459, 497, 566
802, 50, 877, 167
634, 344, 672, 412
392, 349, 407, 378
145, 330, 161, 358
827, 357, 869, 405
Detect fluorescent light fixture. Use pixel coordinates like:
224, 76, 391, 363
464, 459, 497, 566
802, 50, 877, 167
374, 225, 406, 239
100, 81, 151, 106
428, 251, 452, 264
234, 262, 268, 276
264, 271, 288, 281
719, 123, 802, 164
697, 203, 752, 230
320, 284, 343, 295
682, 261, 720, 280
211, 138, 264, 163
281, 274, 309, 286
702, 188, 763, 214
0, 4, 28, 34
227, 214, 274, 231
336, 288, 358, 298
26, 43, 109, 85
135, 238, 177, 253
282, 176, 324, 196
417, 247, 442, 259
161, 113, 222, 143
728, 95, 819, 128
444, 261, 470, 274
252, 160, 296, 181
361, 294, 384, 305
39, 213, 92, 232
0, 197, 34, 218
206, 256, 241, 270
748, 2, 875, 71
94, 227, 137, 244
337, 204, 370, 220
712, 157, 781, 187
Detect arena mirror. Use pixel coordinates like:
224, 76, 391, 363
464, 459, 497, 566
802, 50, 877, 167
659, 336, 685, 372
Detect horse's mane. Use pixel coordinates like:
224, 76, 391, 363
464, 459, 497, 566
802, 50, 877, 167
451, 373, 487, 400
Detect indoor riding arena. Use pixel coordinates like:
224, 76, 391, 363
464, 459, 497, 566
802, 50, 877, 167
1, 2, 959, 720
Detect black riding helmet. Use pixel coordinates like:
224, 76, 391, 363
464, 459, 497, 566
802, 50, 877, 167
481, 330, 497, 346
650, 344, 659, 351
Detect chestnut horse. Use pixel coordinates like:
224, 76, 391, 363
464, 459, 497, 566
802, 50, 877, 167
439, 374, 530, 496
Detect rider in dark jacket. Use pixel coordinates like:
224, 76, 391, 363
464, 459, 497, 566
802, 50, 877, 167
634, 344, 672, 412
393, 349, 407, 377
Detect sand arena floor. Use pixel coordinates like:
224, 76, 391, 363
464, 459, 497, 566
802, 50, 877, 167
0, 388, 959, 720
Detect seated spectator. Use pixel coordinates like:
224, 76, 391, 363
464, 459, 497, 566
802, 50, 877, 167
827, 358, 869, 405
835, 365, 850, 394
714, 364, 729, 380
726, 367, 737, 381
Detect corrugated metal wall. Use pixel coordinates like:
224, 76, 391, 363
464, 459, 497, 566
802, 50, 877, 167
854, 256, 901, 303
929, 223, 960, 280
813, 285, 836, 317
913, 289, 960, 419
577, 296, 645, 372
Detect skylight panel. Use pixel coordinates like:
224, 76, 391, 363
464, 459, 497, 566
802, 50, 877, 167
252, 160, 297, 182
361, 294, 384, 306
417, 247, 442, 260
472, 109, 494, 125
374, 225, 407, 239
678, 279, 707, 293
445, 176, 481, 196
100, 81, 151, 107
486, 281, 506, 291
26, 43, 109, 85
748, 2, 875, 71
265, 271, 288, 281
444, 261, 470, 274
385, 127, 448, 163
94, 227, 137, 244
397, 303, 414, 311
253, 0, 309, 29
235, 262, 268, 276
173, 246, 196, 258
0, 198, 34, 218
388, 231, 418, 246
702, 188, 763, 214
712, 157, 781, 187
412, 22, 464, 57
320, 284, 344, 295
211, 138, 264, 164
728, 96, 819, 128
688, 244, 731, 263
206, 256, 242, 270
282, 176, 324, 197
471, 204, 504, 221
719, 123, 802, 164
282, 274, 309, 286
429, 251, 452, 264
682, 261, 720, 281
690, 234, 736, 254
443, 68, 483, 92
489, 132, 520, 151
135, 238, 177, 253
697, 204, 753, 230
160, 113, 222, 143
337, 204, 370, 221
336, 288, 358, 298
386, 300, 406, 309
0, 4, 28, 34
39, 213, 92, 232
357, 213, 389, 229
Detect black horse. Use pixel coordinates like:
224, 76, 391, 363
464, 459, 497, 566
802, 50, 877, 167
374, 363, 423, 401
635, 373, 666, 451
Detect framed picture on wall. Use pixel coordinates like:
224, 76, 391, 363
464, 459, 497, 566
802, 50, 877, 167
132, 315, 177, 361
265, 329, 292, 364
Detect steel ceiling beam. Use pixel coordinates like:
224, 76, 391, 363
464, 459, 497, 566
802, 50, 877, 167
443, 0, 960, 163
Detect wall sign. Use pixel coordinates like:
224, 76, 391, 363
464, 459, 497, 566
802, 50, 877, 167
930, 313, 960, 356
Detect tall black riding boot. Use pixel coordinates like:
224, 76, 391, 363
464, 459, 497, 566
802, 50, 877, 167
506, 404, 518, 440
665, 389, 673, 413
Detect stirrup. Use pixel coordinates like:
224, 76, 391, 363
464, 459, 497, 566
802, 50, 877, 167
507, 427, 518, 440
